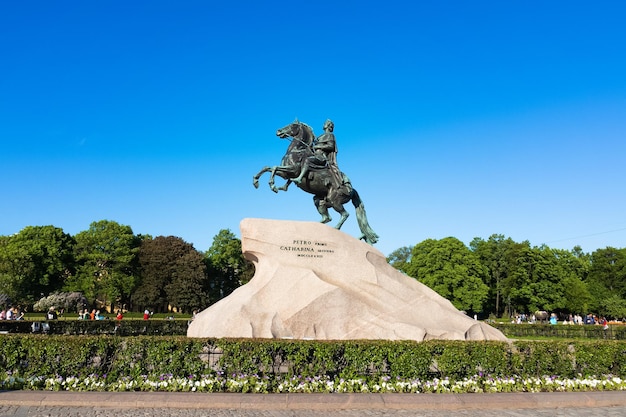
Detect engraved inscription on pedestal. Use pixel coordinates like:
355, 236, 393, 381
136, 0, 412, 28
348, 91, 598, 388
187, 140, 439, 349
280, 240, 335, 258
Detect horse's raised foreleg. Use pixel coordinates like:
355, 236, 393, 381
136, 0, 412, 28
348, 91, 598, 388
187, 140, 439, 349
253, 166, 272, 189
269, 167, 278, 192
276, 179, 292, 192
270, 165, 297, 193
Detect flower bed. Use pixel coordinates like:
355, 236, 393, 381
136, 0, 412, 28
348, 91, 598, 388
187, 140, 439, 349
2, 373, 625, 393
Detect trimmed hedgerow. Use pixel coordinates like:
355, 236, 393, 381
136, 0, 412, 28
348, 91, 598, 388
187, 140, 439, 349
1, 336, 625, 387
493, 323, 626, 340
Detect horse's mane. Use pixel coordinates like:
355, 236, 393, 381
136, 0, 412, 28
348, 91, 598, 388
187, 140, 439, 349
297, 121, 315, 142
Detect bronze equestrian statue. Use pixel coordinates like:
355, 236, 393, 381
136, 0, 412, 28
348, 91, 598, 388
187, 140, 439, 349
253, 119, 379, 245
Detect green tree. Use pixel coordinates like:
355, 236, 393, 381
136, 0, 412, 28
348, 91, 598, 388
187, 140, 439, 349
0, 235, 18, 303
599, 295, 626, 320
33, 291, 88, 315
166, 250, 209, 313
205, 229, 254, 303
386, 245, 413, 274
587, 247, 626, 316
553, 248, 592, 314
562, 274, 592, 314
0, 226, 75, 304
506, 245, 574, 315
134, 236, 208, 313
472, 241, 592, 317
65, 220, 140, 311
470, 234, 525, 317
406, 237, 489, 313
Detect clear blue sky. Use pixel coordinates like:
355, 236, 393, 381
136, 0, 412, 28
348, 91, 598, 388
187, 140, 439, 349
2, 1, 625, 256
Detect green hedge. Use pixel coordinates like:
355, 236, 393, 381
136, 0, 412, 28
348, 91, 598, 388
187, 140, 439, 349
493, 323, 626, 340
0, 319, 188, 336
1, 336, 625, 383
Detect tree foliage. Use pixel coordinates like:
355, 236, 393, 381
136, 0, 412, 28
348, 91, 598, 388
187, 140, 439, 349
33, 291, 88, 314
406, 237, 489, 313
0, 226, 75, 304
386, 245, 413, 274
135, 236, 208, 313
204, 229, 254, 303
586, 247, 626, 316
1, 220, 625, 320
64, 220, 140, 311
505, 245, 567, 314
470, 234, 521, 316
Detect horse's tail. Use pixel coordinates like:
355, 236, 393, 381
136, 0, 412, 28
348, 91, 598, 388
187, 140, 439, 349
350, 188, 379, 245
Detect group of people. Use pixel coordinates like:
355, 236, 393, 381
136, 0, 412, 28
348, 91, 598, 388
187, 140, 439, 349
563, 313, 610, 327
0, 306, 24, 320
513, 312, 612, 327
78, 308, 105, 320
1, 304, 197, 322
1, 306, 129, 321
79, 308, 125, 320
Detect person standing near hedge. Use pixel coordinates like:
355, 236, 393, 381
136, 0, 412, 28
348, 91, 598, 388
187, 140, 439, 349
46, 306, 58, 320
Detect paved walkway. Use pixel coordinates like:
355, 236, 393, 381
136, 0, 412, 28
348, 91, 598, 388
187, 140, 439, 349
1, 391, 626, 416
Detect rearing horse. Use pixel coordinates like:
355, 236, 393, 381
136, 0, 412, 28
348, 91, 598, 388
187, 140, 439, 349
253, 120, 379, 245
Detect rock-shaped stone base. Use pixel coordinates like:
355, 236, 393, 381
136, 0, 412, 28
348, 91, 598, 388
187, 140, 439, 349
187, 218, 507, 341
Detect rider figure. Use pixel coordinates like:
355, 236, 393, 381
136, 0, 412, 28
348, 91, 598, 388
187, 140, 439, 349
294, 119, 343, 192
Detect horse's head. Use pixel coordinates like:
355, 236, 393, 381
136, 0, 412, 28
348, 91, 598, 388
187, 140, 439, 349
276, 119, 314, 145
276, 120, 300, 139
